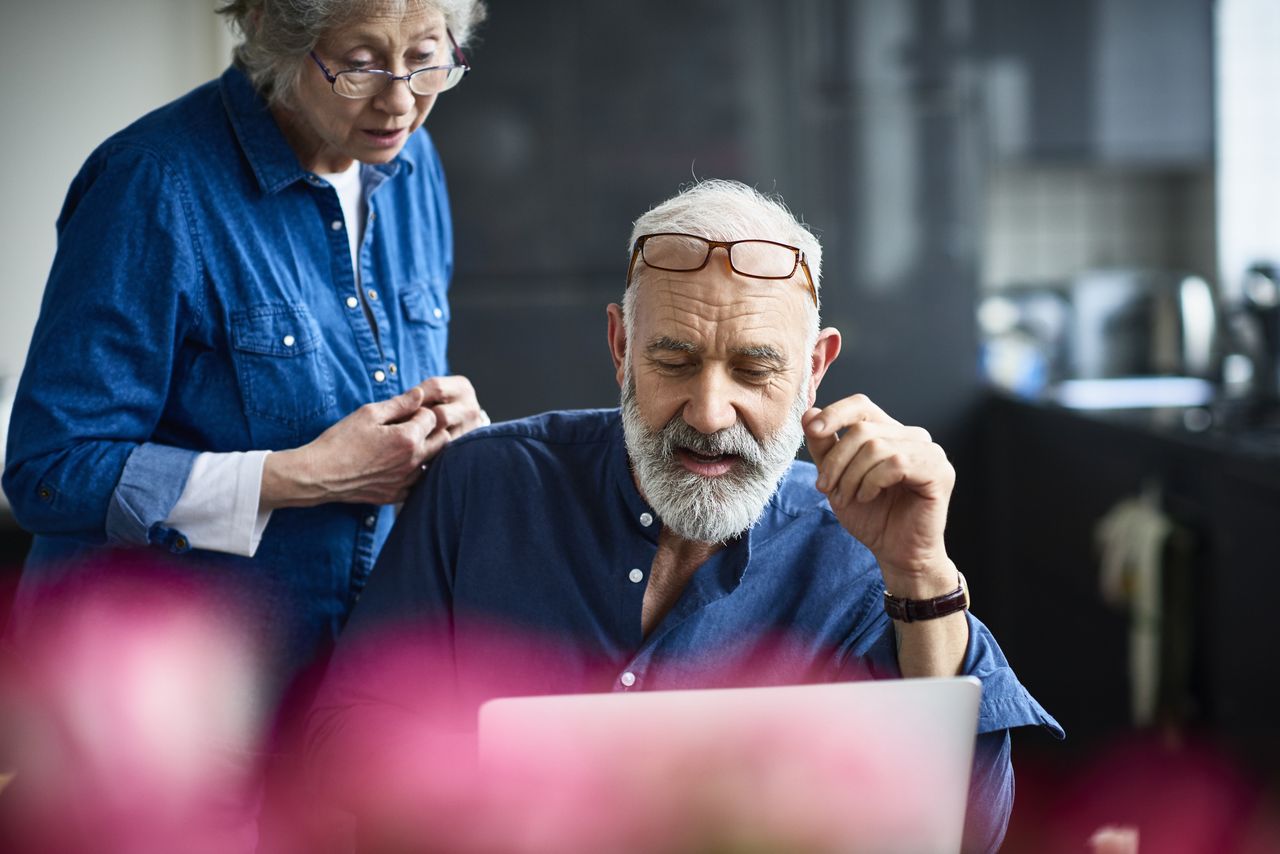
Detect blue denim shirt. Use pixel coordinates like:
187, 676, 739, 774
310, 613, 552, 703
317, 409, 1064, 853
3, 66, 455, 689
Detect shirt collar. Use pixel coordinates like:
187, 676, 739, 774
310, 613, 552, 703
218, 65, 416, 195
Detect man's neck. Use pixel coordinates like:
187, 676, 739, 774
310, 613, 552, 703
642, 529, 725, 638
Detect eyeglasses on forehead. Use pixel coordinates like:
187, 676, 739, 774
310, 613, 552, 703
626, 232, 817, 306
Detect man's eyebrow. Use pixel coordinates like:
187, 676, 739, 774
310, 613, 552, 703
732, 345, 786, 366
646, 336, 699, 355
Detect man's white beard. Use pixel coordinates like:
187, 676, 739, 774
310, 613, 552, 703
620, 367, 810, 544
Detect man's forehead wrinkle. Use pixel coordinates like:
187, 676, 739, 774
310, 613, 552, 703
647, 291, 800, 330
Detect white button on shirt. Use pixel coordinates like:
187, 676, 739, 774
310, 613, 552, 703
346, 296, 359, 309
628, 568, 644, 583
330, 220, 343, 231
373, 370, 386, 383
282, 334, 295, 347
639, 512, 654, 527
620, 672, 636, 687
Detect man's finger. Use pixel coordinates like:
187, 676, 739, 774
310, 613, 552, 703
805, 394, 899, 439
803, 407, 838, 468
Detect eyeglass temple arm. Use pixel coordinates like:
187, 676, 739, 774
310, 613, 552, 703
309, 51, 337, 83
448, 29, 468, 67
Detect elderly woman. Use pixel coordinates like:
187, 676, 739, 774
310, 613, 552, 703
2, 0, 489, 698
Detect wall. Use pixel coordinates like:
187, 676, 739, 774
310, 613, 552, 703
981, 165, 1217, 290
0, 0, 230, 381
1217, 0, 1280, 299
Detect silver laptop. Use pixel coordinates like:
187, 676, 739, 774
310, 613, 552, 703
478, 676, 981, 853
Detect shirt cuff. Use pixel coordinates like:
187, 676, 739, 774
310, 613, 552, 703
105, 443, 199, 547
163, 450, 273, 557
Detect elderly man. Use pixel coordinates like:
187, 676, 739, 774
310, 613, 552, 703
308, 179, 1060, 852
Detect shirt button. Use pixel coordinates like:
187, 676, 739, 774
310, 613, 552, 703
620, 671, 636, 687
367, 289, 379, 301
37, 486, 52, 501
364, 515, 377, 529
346, 296, 359, 309
282, 334, 295, 347
330, 220, 343, 231
373, 370, 387, 383
388, 363, 397, 375
433, 307, 443, 319
628, 568, 644, 583
173, 536, 189, 551
639, 512, 654, 527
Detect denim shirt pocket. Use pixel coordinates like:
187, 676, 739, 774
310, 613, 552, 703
399, 284, 450, 377
231, 303, 338, 446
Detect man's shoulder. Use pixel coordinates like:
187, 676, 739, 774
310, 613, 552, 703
445, 408, 619, 460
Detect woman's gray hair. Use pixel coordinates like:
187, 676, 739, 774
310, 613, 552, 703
623, 179, 824, 339
217, 0, 487, 106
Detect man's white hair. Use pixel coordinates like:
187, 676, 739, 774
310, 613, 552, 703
622, 178, 823, 354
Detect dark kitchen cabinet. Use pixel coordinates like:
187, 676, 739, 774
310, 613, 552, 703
974, 0, 1214, 166
975, 393, 1280, 775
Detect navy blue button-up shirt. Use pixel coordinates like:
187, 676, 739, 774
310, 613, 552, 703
316, 409, 1063, 853
4, 66, 455, 689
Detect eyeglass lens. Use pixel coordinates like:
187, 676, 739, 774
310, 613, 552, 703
333, 66, 466, 98
641, 234, 798, 279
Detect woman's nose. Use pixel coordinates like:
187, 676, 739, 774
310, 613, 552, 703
374, 77, 419, 115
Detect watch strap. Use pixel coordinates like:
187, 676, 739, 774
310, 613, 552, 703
883, 572, 969, 623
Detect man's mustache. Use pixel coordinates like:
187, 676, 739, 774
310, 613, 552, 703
658, 416, 767, 467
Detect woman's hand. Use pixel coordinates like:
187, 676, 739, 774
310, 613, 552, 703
261, 385, 448, 509
415, 375, 489, 439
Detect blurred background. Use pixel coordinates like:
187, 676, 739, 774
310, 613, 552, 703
3, 0, 1280, 849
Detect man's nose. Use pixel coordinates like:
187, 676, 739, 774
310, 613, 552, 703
682, 368, 738, 435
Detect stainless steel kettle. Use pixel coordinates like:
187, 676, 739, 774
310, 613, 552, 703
1067, 269, 1217, 380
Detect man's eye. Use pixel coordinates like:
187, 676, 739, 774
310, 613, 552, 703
738, 367, 775, 381
653, 361, 692, 373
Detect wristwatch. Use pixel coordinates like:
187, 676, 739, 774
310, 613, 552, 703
883, 572, 969, 623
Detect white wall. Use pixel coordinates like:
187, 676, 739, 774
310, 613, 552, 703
1217, 0, 1280, 298
0, 0, 231, 380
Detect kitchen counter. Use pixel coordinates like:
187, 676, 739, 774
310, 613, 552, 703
972, 391, 1280, 773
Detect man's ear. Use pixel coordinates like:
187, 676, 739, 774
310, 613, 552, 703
808, 327, 842, 407
606, 303, 627, 388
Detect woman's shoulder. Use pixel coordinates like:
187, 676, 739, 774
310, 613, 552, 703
85, 76, 230, 174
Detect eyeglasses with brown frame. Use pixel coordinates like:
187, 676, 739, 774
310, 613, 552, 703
626, 232, 817, 306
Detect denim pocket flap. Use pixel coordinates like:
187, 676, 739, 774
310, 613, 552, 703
231, 304, 322, 356
401, 287, 448, 328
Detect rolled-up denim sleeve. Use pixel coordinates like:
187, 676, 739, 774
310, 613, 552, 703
104, 443, 198, 549
2, 143, 203, 544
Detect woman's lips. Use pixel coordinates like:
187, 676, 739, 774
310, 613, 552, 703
361, 127, 408, 147
676, 448, 737, 477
